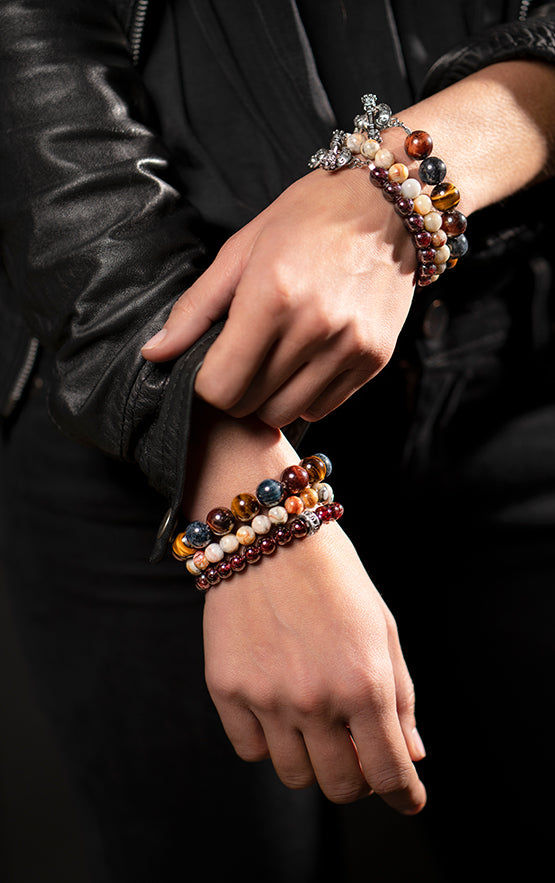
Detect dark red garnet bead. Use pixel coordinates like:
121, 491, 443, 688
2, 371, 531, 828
244, 543, 262, 564
290, 518, 309, 539
413, 230, 432, 249
274, 526, 292, 546
369, 166, 388, 187
405, 212, 425, 232
217, 560, 233, 580
260, 536, 277, 556
229, 554, 247, 572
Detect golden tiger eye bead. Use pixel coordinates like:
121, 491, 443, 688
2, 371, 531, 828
431, 182, 460, 211
300, 487, 319, 509
230, 492, 260, 522
300, 455, 327, 484
172, 532, 196, 560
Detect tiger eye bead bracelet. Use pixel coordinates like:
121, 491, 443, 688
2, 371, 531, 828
172, 454, 341, 591
309, 94, 468, 289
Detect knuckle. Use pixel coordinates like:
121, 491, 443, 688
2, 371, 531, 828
325, 781, 370, 805
371, 763, 414, 797
278, 769, 316, 791
234, 742, 269, 764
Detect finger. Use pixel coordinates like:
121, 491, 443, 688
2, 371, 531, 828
211, 700, 270, 763
141, 243, 243, 362
349, 704, 427, 815
302, 722, 372, 804
256, 722, 316, 791
383, 610, 426, 763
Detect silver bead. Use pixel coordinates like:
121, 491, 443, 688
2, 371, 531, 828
374, 103, 392, 128
298, 510, 321, 537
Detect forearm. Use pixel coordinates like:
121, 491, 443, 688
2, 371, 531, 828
398, 59, 555, 217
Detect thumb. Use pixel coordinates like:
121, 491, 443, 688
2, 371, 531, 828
141, 243, 242, 362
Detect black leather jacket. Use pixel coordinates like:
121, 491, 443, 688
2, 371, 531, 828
1, 0, 554, 560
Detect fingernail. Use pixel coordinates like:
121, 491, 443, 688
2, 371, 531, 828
412, 727, 426, 760
142, 328, 168, 351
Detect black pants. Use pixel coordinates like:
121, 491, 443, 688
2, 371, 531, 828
1, 282, 555, 882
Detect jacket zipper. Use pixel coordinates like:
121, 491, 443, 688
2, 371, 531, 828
129, 0, 149, 65
4, 336, 39, 417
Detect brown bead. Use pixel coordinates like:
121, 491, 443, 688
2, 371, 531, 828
171, 532, 195, 561
206, 507, 235, 535
404, 129, 433, 160
281, 464, 310, 493
441, 210, 467, 237
230, 492, 260, 522
300, 455, 327, 484
431, 182, 460, 211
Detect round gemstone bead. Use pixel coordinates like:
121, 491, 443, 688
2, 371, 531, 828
186, 558, 203, 576
431, 181, 460, 211
414, 230, 432, 249
441, 210, 467, 237
229, 554, 247, 572
405, 212, 424, 232
361, 138, 380, 159
431, 229, 448, 247
300, 487, 319, 509
417, 247, 437, 264
251, 514, 272, 535
300, 455, 327, 484
314, 481, 334, 502
217, 560, 233, 580
331, 502, 344, 520
171, 532, 196, 560
388, 162, 409, 184
394, 197, 414, 217
434, 244, 451, 264
206, 507, 235, 536
230, 492, 260, 522
274, 526, 292, 545
281, 464, 310, 493
374, 147, 395, 169
284, 495, 304, 515
260, 536, 277, 556
205, 566, 221, 586
244, 543, 262, 564
418, 262, 438, 277
255, 478, 285, 507
413, 194, 433, 215
314, 453, 332, 478
419, 156, 447, 185
204, 542, 224, 564
184, 520, 212, 549
219, 533, 240, 555
192, 550, 209, 571
316, 505, 335, 523
268, 505, 288, 525
404, 129, 433, 160
369, 165, 388, 187
290, 517, 309, 539
448, 233, 469, 258
423, 211, 443, 233
382, 181, 401, 202
401, 177, 421, 199
236, 525, 256, 545
196, 574, 211, 592
346, 131, 366, 153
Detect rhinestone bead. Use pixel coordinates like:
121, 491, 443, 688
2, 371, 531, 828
206, 507, 235, 536
281, 464, 310, 493
419, 156, 447, 185
231, 492, 260, 522
404, 130, 433, 160
431, 182, 460, 211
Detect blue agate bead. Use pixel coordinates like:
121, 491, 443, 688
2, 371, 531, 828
419, 156, 446, 186
256, 478, 285, 507
448, 233, 469, 258
184, 520, 212, 549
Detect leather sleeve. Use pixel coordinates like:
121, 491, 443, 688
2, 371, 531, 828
0, 0, 223, 560
422, 3, 555, 94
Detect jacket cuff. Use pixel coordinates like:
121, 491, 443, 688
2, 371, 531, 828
421, 3, 555, 95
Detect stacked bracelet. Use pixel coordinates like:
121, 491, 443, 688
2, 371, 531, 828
171, 454, 343, 591
309, 93, 468, 289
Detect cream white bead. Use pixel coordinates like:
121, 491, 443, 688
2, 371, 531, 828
268, 505, 288, 524
423, 211, 443, 232
413, 194, 433, 215
186, 559, 203, 576
314, 482, 334, 502
346, 132, 366, 154
434, 244, 451, 264
431, 229, 448, 247
388, 162, 409, 184
361, 138, 380, 159
236, 525, 256, 545
252, 514, 272, 535
400, 177, 421, 199
205, 542, 224, 564
374, 147, 395, 169
219, 533, 239, 554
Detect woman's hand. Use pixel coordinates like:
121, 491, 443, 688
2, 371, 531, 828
142, 167, 416, 428
202, 520, 426, 812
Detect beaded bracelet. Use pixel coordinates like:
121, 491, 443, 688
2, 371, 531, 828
171, 454, 341, 592
309, 93, 468, 289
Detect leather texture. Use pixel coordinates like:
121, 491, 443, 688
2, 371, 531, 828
1, 0, 555, 561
